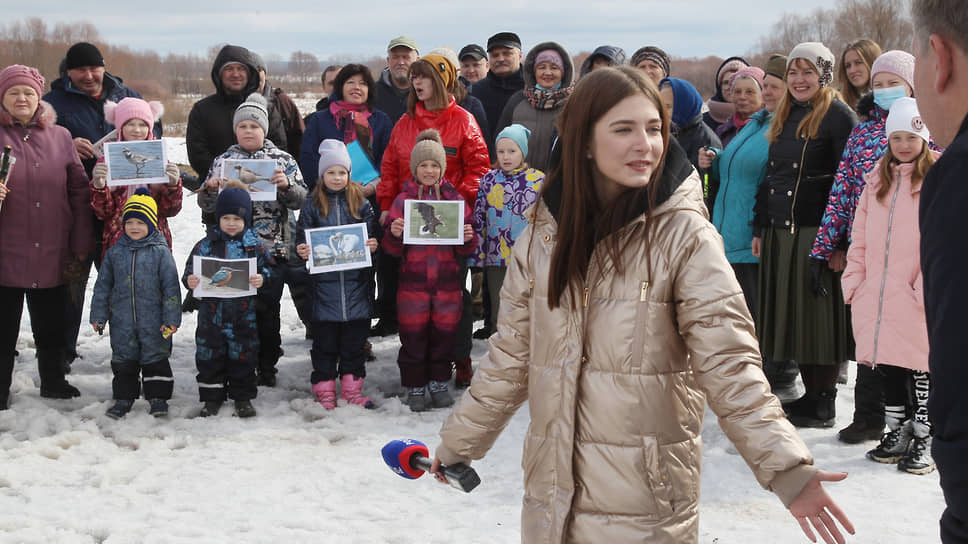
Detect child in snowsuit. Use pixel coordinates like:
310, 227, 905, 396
842, 97, 939, 475
383, 129, 476, 412
90, 189, 182, 418
90, 97, 182, 263
184, 187, 272, 418
295, 140, 379, 409
469, 124, 544, 340
198, 92, 307, 387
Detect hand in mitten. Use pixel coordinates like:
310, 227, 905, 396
808, 258, 829, 297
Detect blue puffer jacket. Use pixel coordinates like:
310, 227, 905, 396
295, 189, 379, 322
89, 230, 181, 364
299, 108, 393, 189
710, 108, 772, 264
44, 73, 161, 174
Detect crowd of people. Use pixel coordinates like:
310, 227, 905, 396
2, 3, 968, 539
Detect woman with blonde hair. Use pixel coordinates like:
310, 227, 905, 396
431, 66, 853, 544
837, 39, 882, 113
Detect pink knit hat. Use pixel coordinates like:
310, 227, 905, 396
729, 66, 766, 90
104, 97, 164, 140
0, 64, 45, 100
870, 50, 915, 91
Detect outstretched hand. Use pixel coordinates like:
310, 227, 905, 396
788, 470, 854, 544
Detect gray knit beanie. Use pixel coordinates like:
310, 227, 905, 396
233, 93, 269, 134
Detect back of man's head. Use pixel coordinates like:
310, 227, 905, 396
912, 0, 968, 53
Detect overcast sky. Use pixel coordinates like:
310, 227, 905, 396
14, 0, 838, 60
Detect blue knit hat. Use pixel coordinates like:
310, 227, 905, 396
216, 187, 252, 228
122, 188, 158, 236
496, 124, 531, 158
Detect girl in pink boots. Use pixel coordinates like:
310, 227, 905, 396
295, 140, 379, 409
842, 97, 939, 475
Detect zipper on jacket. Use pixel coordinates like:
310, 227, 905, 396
640, 281, 649, 302
789, 138, 810, 234
582, 286, 590, 308
529, 279, 534, 296
871, 171, 903, 365
130, 249, 138, 324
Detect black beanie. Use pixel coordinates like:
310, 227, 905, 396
216, 187, 252, 229
65, 42, 104, 70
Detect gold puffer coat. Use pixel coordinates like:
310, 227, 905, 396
437, 156, 817, 543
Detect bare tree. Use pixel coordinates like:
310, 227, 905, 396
289, 50, 319, 82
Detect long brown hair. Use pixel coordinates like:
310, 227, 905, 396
768, 59, 843, 144
312, 174, 365, 220
406, 60, 451, 116
876, 139, 935, 203
837, 39, 882, 112
544, 66, 670, 310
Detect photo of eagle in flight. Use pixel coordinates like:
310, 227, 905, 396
415, 202, 445, 237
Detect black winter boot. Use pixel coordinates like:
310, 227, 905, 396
37, 348, 80, 399
0, 353, 14, 410
786, 390, 837, 428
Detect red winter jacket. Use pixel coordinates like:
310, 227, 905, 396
91, 182, 182, 262
377, 97, 489, 211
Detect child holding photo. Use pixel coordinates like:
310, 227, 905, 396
382, 130, 476, 412
468, 124, 544, 347
184, 187, 272, 418
198, 92, 307, 387
90, 97, 182, 263
842, 97, 940, 475
295, 140, 379, 409
90, 189, 181, 418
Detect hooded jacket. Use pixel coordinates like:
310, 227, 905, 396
842, 155, 939, 371
377, 97, 490, 211
495, 42, 575, 172
0, 101, 94, 289
89, 229, 182, 364
703, 56, 750, 132
44, 72, 160, 176
437, 143, 816, 543
186, 45, 287, 181
295, 188, 380, 323
578, 45, 627, 78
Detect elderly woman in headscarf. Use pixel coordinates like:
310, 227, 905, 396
703, 56, 751, 132
715, 66, 766, 147
495, 42, 575, 172
630, 45, 671, 87
659, 77, 722, 210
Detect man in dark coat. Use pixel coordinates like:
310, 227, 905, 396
914, 2, 968, 542
470, 32, 525, 148
375, 36, 419, 124
186, 45, 286, 194
251, 54, 303, 158
43, 42, 162, 368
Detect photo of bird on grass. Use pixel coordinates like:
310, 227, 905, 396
220, 159, 278, 201
104, 140, 167, 185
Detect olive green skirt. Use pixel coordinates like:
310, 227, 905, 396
757, 226, 852, 365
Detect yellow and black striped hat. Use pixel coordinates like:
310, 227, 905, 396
122, 187, 158, 234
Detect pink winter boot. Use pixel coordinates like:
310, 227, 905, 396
340, 375, 375, 409
312, 380, 337, 410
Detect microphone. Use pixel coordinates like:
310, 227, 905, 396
381, 439, 481, 493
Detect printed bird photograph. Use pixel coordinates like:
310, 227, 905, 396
104, 140, 167, 185
195, 256, 254, 296
222, 159, 277, 201
307, 224, 371, 274
404, 200, 462, 245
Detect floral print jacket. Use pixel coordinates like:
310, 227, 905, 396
468, 166, 544, 267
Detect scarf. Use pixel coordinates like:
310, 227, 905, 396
731, 112, 754, 131
329, 100, 372, 149
524, 85, 573, 111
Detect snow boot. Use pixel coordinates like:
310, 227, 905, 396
837, 420, 884, 444
898, 434, 935, 475
312, 380, 337, 410
234, 399, 256, 418
472, 325, 493, 340
454, 358, 474, 388
199, 400, 223, 417
428, 380, 454, 408
105, 399, 135, 419
148, 399, 169, 417
786, 390, 836, 428
406, 386, 429, 412
340, 375, 374, 409
867, 420, 914, 464
38, 348, 80, 399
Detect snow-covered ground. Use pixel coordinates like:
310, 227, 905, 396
0, 139, 945, 542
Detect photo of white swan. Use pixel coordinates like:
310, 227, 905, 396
305, 223, 371, 274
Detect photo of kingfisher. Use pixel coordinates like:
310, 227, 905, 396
208, 266, 244, 287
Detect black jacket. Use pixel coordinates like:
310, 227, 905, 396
186, 45, 286, 179
673, 113, 722, 211
920, 113, 968, 536
374, 69, 409, 124
755, 99, 856, 234
471, 67, 524, 146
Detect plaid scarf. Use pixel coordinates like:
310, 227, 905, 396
524, 85, 573, 110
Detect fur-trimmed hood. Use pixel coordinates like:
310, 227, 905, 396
523, 41, 575, 89
0, 100, 57, 128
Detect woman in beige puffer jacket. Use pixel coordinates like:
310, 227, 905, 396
433, 67, 853, 544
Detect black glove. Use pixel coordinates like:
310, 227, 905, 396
808, 258, 829, 297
